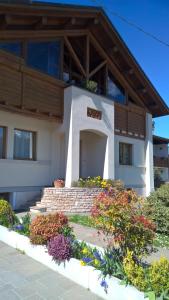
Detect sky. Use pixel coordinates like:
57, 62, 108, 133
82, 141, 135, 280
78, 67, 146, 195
35, 0, 169, 138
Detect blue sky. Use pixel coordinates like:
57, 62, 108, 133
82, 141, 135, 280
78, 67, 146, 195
36, 0, 169, 138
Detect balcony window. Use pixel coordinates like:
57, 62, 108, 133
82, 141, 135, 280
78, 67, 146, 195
14, 129, 36, 160
119, 142, 132, 165
27, 41, 61, 78
0, 126, 6, 159
107, 72, 126, 104
0, 42, 21, 56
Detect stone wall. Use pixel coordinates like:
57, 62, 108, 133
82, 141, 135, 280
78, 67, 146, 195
40, 187, 103, 213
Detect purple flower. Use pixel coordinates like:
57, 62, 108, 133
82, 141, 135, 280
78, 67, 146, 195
82, 257, 93, 264
14, 224, 24, 231
47, 234, 71, 262
93, 251, 102, 261
100, 279, 108, 293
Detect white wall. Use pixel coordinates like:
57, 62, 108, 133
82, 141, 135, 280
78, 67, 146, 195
63, 86, 115, 186
115, 135, 146, 195
153, 144, 168, 157
0, 110, 61, 190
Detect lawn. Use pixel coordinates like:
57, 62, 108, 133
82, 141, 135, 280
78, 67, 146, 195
69, 214, 169, 249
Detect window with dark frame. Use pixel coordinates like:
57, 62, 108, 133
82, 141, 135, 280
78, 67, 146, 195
119, 142, 132, 165
0, 126, 6, 159
14, 129, 36, 160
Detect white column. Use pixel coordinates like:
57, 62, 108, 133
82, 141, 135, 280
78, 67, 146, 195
103, 134, 115, 180
145, 113, 154, 196
65, 126, 80, 187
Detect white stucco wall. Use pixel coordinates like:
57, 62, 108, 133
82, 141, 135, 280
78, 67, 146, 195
153, 144, 168, 157
115, 135, 146, 195
62, 86, 115, 186
0, 110, 61, 191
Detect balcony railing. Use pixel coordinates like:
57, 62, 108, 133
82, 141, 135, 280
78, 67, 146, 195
154, 156, 169, 168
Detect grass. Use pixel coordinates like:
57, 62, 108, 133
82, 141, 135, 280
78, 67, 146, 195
68, 214, 95, 228
154, 233, 169, 249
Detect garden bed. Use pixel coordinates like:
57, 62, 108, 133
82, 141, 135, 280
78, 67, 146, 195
0, 224, 145, 300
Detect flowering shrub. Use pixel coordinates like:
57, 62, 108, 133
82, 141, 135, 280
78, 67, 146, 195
30, 213, 71, 245
72, 176, 124, 190
47, 234, 72, 263
0, 199, 16, 227
149, 257, 169, 295
91, 189, 156, 257
13, 213, 31, 236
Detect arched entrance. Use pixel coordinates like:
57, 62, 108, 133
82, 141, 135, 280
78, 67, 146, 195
80, 130, 107, 178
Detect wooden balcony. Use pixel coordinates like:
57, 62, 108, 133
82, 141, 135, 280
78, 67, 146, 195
0, 50, 65, 122
154, 156, 169, 168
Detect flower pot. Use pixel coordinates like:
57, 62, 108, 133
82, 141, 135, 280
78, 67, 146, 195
54, 180, 64, 188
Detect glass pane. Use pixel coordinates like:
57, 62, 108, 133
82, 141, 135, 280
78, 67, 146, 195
0, 127, 4, 159
14, 130, 34, 160
107, 73, 125, 104
27, 41, 61, 78
119, 143, 132, 165
0, 42, 21, 56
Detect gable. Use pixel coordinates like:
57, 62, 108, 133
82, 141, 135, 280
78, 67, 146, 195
0, 1, 168, 117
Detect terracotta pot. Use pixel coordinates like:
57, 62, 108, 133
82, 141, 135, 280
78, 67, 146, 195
54, 180, 64, 188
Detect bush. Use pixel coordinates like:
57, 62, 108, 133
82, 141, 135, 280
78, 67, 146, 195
72, 176, 124, 190
47, 234, 72, 263
13, 213, 31, 236
91, 189, 155, 257
149, 257, 169, 295
0, 199, 15, 227
30, 213, 71, 245
146, 184, 169, 235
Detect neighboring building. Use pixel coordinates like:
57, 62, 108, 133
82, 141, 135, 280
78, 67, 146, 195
0, 1, 168, 209
153, 135, 169, 182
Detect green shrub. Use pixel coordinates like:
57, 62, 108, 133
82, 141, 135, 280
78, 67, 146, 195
149, 257, 169, 295
0, 199, 15, 227
146, 184, 169, 235
30, 213, 72, 245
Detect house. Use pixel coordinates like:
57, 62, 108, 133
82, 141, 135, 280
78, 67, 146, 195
0, 1, 168, 210
153, 135, 169, 183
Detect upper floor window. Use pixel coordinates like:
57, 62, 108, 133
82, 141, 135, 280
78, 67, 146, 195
119, 142, 132, 165
14, 129, 36, 160
27, 41, 61, 78
0, 42, 21, 57
107, 72, 126, 104
0, 126, 6, 159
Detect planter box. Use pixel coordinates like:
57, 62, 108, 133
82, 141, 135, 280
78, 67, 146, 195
0, 225, 145, 300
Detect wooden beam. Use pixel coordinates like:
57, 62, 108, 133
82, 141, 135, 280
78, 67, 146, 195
34, 16, 48, 30
64, 36, 86, 77
89, 32, 146, 109
0, 29, 88, 39
86, 35, 90, 80
124, 68, 134, 75
89, 60, 107, 78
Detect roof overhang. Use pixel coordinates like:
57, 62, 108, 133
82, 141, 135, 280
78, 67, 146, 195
153, 135, 169, 145
0, 1, 168, 117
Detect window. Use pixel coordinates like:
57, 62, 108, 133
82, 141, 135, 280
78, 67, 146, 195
27, 41, 61, 78
0, 126, 6, 159
14, 129, 36, 160
0, 42, 21, 56
107, 72, 126, 104
119, 143, 132, 165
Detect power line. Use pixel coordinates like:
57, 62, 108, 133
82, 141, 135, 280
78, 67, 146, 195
91, 0, 169, 48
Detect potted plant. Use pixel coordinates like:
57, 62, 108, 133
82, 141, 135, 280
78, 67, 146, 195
53, 179, 65, 188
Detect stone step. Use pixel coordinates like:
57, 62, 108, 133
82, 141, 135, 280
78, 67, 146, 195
30, 206, 47, 213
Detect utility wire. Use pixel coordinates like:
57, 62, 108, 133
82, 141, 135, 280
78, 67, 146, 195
91, 0, 169, 48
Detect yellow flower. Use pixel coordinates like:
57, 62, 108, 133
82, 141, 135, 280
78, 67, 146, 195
82, 247, 88, 255
94, 259, 100, 267
80, 260, 86, 266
